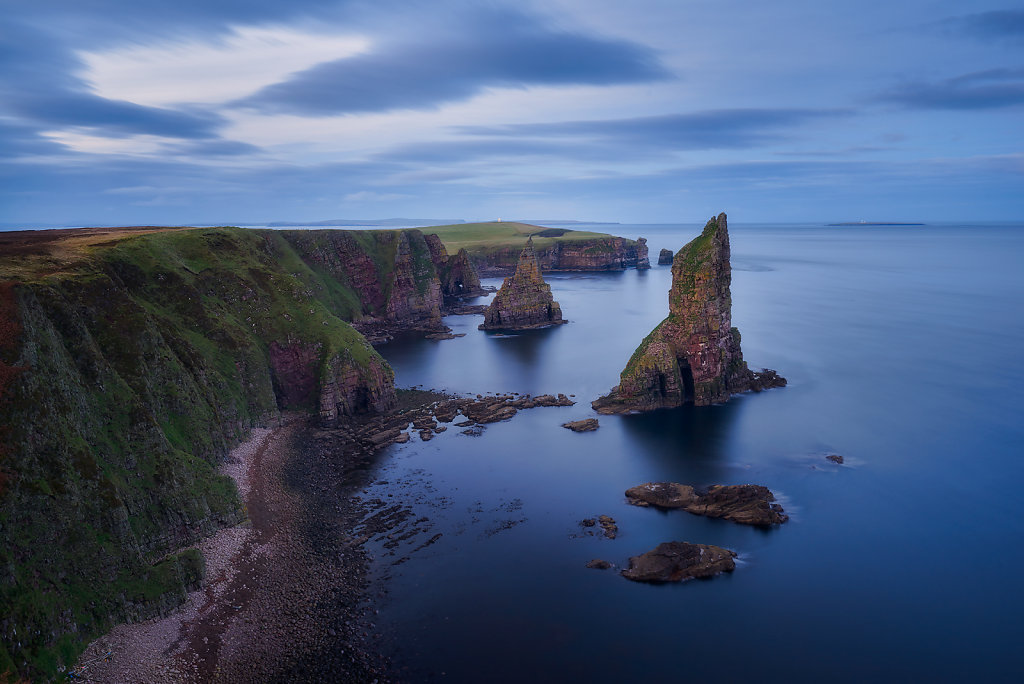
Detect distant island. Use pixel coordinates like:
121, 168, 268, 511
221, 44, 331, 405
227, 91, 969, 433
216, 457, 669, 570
826, 222, 925, 226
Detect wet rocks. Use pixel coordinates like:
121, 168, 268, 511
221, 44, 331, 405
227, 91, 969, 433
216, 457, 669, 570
586, 559, 613, 570
826, 454, 844, 464
562, 418, 599, 432
625, 482, 788, 526
579, 515, 617, 539
479, 238, 567, 330
658, 248, 674, 265
621, 542, 737, 583
594, 213, 786, 414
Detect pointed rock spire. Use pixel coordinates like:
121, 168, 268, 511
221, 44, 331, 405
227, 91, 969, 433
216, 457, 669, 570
479, 236, 567, 330
593, 212, 785, 412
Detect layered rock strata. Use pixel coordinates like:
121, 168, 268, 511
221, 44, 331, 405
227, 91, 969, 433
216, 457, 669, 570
625, 482, 788, 526
425, 234, 485, 298
471, 235, 649, 275
479, 239, 567, 330
593, 213, 785, 412
621, 542, 737, 583
658, 248, 674, 265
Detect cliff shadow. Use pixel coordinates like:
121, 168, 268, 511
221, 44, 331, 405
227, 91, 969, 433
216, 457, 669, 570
619, 400, 742, 482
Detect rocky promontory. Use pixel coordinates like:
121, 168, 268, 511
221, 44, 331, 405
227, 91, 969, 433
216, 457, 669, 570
658, 248, 674, 265
625, 482, 789, 526
593, 213, 786, 413
621, 542, 737, 583
479, 238, 567, 330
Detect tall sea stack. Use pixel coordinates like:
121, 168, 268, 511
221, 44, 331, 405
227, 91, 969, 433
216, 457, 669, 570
593, 213, 785, 412
479, 238, 566, 330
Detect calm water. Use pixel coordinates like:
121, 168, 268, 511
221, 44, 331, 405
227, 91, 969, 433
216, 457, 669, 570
362, 223, 1024, 682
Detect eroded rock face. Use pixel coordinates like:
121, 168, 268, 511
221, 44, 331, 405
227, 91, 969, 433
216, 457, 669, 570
658, 248, 674, 265
621, 541, 737, 583
593, 213, 786, 413
472, 236, 648, 275
479, 239, 567, 330
625, 482, 788, 526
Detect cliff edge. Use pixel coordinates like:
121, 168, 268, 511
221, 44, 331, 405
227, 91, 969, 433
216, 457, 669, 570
593, 213, 785, 413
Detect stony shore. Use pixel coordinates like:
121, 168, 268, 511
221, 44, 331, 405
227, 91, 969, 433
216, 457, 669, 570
74, 413, 390, 682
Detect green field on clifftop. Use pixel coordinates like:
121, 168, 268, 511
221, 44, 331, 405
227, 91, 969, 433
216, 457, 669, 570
425, 221, 615, 254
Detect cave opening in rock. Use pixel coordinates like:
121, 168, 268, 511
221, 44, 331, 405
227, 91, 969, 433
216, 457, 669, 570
680, 360, 695, 403
454, 279, 463, 294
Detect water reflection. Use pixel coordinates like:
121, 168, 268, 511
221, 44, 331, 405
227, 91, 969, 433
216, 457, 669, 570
620, 401, 742, 483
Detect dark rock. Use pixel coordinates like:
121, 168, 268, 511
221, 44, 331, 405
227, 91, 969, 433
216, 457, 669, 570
593, 213, 786, 414
586, 559, 612, 570
826, 454, 844, 464
597, 515, 618, 539
658, 248, 674, 265
625, 482, 788, 527
562, 418, 599, 432
621, 541, 737, 583
580, 518, 596, 527
479, 238, 567, 330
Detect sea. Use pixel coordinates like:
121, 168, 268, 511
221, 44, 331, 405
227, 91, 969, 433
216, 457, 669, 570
358, 222, 1024, 682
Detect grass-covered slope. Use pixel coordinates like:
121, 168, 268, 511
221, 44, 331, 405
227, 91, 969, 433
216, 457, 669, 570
0, 226, 434, 680
426, 221, 611, 253
425, 221, 648, 274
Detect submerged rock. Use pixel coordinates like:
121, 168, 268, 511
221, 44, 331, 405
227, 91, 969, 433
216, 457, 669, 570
593, 213, 786, 413
479, 238, 567, 330
621, 542, 737, 583
658, 248, 674, 265
826, 454, 844, 464
625, 482, 788, 527
562, 418, 599, 432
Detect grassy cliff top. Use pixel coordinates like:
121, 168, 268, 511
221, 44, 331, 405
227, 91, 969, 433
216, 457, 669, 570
0, 226, 203, 281
423, 221, 622, 253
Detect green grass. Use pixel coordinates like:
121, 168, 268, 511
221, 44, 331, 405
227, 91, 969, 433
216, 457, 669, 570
424, 222, 615, 253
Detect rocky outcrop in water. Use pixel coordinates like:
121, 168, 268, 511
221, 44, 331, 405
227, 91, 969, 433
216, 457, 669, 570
424, 235, 485, 299
593, 213, 786, 413
625, 482, 788, 526
479, 239, 567, 330
658, 248, 674, 265
562, 418, 599, 432
621, 542, 737, 583
471, 236, 649, 276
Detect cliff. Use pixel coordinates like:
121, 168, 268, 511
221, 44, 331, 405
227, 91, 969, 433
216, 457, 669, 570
422, 222, 649, 275
479, 239, 566, 330
424, 235, 485, 298
471, 235, 649, 275
593, 213, 785, 413
0, 225, 455, 680
658, 248, 674, 265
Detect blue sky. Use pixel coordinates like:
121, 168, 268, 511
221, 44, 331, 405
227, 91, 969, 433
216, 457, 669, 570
1, 0, 1022, 225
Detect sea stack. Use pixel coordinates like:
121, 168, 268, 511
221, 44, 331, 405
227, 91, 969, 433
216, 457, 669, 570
593, 213, 785, 412
479, 238, 567, 330
658, 248, 674, 265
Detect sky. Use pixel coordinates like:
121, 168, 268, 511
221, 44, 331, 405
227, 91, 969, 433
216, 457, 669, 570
1, 0, 1022, 226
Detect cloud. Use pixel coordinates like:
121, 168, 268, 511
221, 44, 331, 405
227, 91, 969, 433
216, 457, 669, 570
14, 93, 225, 139
937, 10, 1024, 42
234, 8, 669, 116
456, 108, 849, 150
879, 69, 1024, 110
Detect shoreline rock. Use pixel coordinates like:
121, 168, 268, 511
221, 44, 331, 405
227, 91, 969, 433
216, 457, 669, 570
658, 248, 674, 265
562, 418, 599, 432
594, 213, 786, 414
625, 482, 788, 526
479, 238, 567, 331
622, 541, 737, 583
